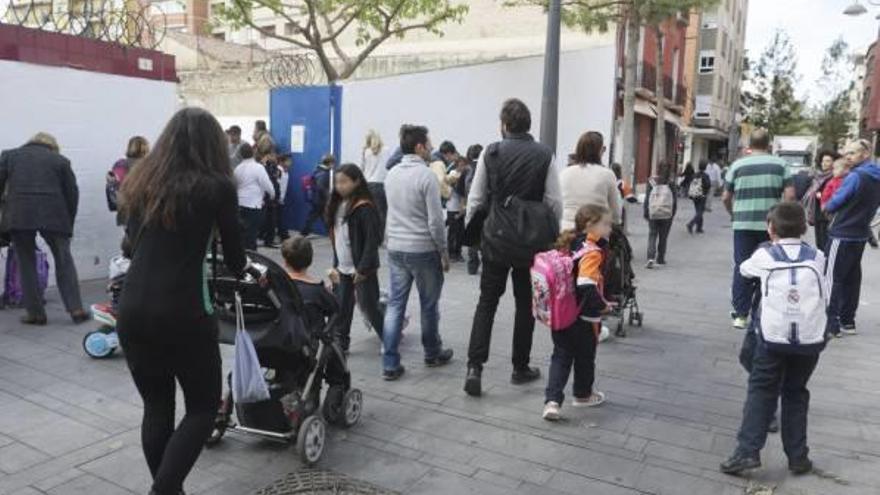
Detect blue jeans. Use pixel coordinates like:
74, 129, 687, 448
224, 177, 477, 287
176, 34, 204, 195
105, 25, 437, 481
735, 341, 819, 462
732, 230, 770, 318
382, 250, 444, 371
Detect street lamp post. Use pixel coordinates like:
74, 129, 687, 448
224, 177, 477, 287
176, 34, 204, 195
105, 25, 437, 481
540, 0, 562, 151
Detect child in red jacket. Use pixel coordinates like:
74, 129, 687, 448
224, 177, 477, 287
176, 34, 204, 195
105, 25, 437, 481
820, 159, 849, 210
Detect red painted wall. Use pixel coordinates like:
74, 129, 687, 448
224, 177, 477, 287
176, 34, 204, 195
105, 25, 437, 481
0, 24, 177, 82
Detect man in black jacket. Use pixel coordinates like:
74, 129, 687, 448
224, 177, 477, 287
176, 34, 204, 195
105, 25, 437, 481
0, 133, 87, 325
463, 99, 563, 396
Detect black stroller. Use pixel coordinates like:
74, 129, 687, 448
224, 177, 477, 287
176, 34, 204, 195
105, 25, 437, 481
206, 250, 363, 465
603, 225, 644, 337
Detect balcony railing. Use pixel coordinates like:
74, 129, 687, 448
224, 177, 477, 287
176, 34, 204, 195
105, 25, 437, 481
634, 62, 688, 107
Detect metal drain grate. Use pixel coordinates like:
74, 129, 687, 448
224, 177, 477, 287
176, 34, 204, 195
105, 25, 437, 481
254, 468, 400, 495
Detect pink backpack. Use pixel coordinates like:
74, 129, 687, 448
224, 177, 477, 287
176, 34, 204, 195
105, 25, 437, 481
531, 245, 590, 331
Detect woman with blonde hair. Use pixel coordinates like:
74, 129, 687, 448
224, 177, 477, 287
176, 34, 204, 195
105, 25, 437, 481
361, 130, 388, 232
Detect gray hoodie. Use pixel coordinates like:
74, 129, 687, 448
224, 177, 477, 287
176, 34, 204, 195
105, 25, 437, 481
384, 154, 448, 254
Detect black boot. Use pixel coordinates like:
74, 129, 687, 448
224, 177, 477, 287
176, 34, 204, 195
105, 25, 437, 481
789, 457, 813, 475
511, 366, 541, 385
720, 452, 760, 475
464, 366, 482, 397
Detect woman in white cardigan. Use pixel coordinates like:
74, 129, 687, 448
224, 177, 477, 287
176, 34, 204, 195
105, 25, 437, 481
560, 131, 621, 230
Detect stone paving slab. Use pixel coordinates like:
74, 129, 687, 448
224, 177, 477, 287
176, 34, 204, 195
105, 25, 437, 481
0, 203, 878, 494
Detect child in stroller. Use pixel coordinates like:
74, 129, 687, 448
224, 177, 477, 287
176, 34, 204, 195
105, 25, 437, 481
83, 239, 132, 358
603, 225, 644, 337
206, 247, 362, 465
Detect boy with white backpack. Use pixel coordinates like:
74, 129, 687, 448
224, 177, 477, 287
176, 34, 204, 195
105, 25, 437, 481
721, 202, 828, 476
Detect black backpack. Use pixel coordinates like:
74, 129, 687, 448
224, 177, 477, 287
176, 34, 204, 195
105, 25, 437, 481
482, 145, 559, 267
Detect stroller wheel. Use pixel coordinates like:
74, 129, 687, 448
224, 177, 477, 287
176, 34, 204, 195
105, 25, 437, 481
322, 386, 346, 425
636, 312, 644, 327
342, 389, 363, 428
82, 330, 117, 359
296, 415, 326, 465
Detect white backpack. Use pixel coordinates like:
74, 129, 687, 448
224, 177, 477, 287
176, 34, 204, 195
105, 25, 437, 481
758, 243, 827, 353
648, 181, 674, 220
688, 177, 705, 199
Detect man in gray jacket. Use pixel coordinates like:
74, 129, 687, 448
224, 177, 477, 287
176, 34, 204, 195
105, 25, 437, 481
381, 125, 454, 380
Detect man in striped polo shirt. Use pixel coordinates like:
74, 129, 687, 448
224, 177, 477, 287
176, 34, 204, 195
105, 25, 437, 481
723, 129, 795, 332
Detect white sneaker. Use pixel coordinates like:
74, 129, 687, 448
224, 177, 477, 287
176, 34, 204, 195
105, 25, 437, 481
646, 259, 655, 269
841, 324, 858, 336
598, 325, 611, 343
542, 401, 561, 421
732, 316, 748, 329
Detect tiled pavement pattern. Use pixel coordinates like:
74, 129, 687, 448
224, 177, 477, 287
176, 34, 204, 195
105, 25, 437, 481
0, 203, 878, 495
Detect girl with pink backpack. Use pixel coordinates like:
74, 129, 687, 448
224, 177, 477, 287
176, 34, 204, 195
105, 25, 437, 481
533, 204, 613, 421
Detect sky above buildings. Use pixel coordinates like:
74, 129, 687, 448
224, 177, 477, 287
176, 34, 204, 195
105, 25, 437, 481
746, 0, 879, 103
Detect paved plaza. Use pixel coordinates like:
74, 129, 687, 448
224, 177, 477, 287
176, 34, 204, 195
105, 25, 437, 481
0, 203, 878, 495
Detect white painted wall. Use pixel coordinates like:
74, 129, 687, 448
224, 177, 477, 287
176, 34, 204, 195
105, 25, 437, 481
0, 60, 178, 281
339, 46, 617, 166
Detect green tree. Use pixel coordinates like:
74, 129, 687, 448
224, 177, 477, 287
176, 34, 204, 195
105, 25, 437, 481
507, 0, 719, 179
215, 0, 469, 82
812, 38, 856, 150
744, 29, 807, 136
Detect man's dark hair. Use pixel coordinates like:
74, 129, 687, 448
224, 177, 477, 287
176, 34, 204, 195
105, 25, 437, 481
698, 159, 709, 172
767, 202, 807, 238
227, 125, 241, 136
400, 125, 429, 154
500, 98, 531, 134
439, 141, 457, 156
571, 131, 604, 164
750, 128, 771, 151
239, 142, 254, 160
466, 144, 483, 161
281, 235, 313, 271
255, 120, 268, 132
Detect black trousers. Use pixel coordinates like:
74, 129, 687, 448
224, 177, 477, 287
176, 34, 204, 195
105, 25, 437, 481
334, 272, 384, 351
119, 323, 220, 495
10, 230, 83, 317
687, 198, 706, 232
238, 207, 263, 251
276, 201, 289, 241
647, 219, 673, 262
467, 245, 481, 275
545, 320, 597, 405
467, 259, 535, 370
261, 202, 279, 245
825, 239, 866, 333
368, 183, 387, 235
447, 211, 464, 259
735, 341, 819, 462
813, 218, 829, 255
302, 200, 326, 236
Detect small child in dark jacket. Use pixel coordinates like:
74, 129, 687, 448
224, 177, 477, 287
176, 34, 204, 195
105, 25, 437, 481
281, 235, 346, 386
326, 164, 385, 352
543, 204, 613, 421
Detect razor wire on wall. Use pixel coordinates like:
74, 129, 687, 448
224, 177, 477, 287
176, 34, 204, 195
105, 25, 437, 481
1, 0, 167, 49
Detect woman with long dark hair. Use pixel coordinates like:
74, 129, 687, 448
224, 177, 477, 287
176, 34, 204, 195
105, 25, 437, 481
326, 163, 384, 352
560, 131, 621, 229
117, 108, 247, 495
